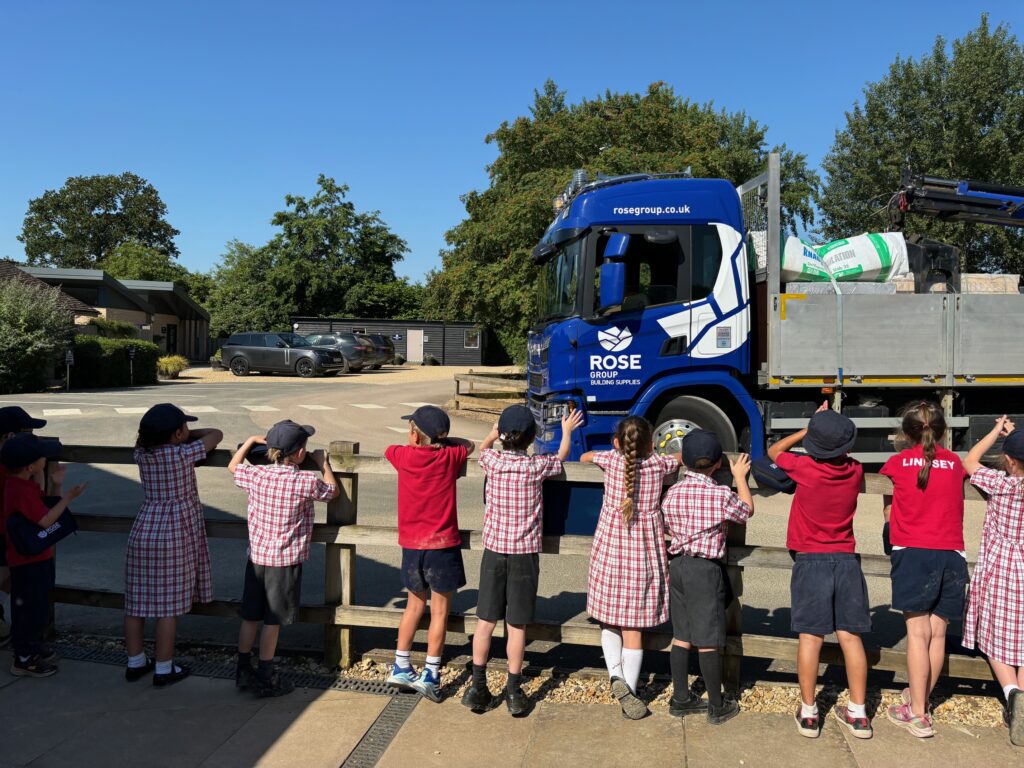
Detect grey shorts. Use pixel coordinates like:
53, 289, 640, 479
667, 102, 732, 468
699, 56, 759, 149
670, 554, 730, 647
790, 552, 871, 635
240, 560, 302, 626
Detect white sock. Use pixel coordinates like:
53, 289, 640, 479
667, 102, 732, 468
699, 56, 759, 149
425, 655, 441, 676
127, 652, 147, 669
800, 700, 819, 718
600, 629, 623, 679
847, 701, 866, 718
621, 648, 643, 693
155, 659, 181, 675
1004, 684, 1022, 700
394, 649, 412, 670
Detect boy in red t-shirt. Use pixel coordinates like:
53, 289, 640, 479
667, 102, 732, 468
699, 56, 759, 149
384, 406, 474, 702
1, 433, 86, 677
768, 403, 872, 740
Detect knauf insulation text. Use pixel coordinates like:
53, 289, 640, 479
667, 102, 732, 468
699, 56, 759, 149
613, 204, 691, 216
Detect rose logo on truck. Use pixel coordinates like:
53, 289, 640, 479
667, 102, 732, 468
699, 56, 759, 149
598, 326, 633, 352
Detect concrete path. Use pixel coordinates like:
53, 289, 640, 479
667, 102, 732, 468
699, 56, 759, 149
1, 651, 1019, 768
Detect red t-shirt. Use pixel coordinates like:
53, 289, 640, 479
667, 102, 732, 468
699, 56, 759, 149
385, 443, 468, 550
775, 452, 863, 553
3, 475, 54, 566
879, 445, 965, 550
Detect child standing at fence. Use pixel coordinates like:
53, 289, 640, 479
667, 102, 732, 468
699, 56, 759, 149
879, 401, 967, 739
462, 405, 582, 716
661, 430, 752, 725
385, 405, 475, 702
0, 407, 48, 649
2, 433, 85, 677
124, 404, 222, 688
229, 421, 339, 697
581, 416, 679, 720
963, 416, 1024, 746
767, 404, 872, 740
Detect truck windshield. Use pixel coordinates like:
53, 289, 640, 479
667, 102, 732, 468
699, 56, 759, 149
537, 238, 582, 320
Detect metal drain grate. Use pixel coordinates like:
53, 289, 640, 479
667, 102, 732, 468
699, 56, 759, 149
341, 693, 420, 768
330, 677, 396, 697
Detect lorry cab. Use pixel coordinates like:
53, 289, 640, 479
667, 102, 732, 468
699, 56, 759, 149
529, 173, 762, 459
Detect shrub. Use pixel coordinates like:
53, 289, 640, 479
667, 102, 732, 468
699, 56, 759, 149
0, 279, 73, 393
212, 346, 222, 361
87, 317, 137, 338
72, 336, 159, 387
157, 355, 189, 378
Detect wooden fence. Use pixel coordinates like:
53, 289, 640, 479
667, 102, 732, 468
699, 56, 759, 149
50, 443, 993, 687
451, 371, 526, 419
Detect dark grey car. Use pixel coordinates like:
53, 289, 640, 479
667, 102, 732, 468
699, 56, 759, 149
306, 332, 372, 372
222, 332, 346, 378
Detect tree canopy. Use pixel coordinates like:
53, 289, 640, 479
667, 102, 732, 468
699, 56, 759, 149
20, 172, 180, 268
819, 16, 1024, 273
423, 81, 819, 361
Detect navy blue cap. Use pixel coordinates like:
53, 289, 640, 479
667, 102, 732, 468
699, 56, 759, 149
682, 429, 723, 469
1003, 429, 1024, 460
402, 405, 450, 440
803, 410, 857, 460
0, 433, 62, 470
0, 406, 46, 435
752, 456, 796, 494
140, 403, 198, 432
498, 405, 536, 438
265, 420, 315, 456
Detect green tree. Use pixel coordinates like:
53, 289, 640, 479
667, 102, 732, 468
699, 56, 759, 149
101, 239, 190, 282
204, 241, 290, 337
0, 279, 74, 393
20, 172, 180, 268
819, 16, 1024, 273
424, 81, 819, 362
342, 279, 425, 319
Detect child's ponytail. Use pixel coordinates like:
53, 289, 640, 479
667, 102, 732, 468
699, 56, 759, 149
898, 400, 946, 490
614, 416, 653, 525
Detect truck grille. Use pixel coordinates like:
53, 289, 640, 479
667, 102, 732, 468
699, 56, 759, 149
529, 372, 544, 389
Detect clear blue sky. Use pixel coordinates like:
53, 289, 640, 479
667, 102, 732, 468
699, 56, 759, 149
1, 1, 1020, 282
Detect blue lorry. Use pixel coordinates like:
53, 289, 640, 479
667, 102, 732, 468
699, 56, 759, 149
527, 154, 1024, 461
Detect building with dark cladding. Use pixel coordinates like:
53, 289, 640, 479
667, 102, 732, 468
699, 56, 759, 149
290, 317, 485, 366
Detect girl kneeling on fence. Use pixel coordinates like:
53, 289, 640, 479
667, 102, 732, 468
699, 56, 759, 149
581, 416, 679, 720
123, 404, 222, 688
879, 401, 967, 739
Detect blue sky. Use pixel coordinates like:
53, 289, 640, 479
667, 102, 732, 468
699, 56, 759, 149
1, 1, 1020, 282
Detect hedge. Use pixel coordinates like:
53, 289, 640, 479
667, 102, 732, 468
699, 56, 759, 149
72, 335, 160, 388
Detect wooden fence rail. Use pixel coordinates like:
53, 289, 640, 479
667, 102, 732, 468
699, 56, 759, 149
49, 443, 993, 687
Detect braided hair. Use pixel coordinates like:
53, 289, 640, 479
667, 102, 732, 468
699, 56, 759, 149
614, 416, 653, 525
898, 400, 946, 490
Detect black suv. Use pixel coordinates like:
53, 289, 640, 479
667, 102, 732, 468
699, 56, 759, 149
360, 334, 397, 369
305, 332, 372, 373
221, 332, 346, 377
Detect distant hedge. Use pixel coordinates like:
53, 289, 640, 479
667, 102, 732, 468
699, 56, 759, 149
72, 335, 159, 387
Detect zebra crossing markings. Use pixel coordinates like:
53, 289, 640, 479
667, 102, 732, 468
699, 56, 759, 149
42, 408, 82, 416
115, 408, 149, 414
399, 402, 435, 408
387, 427, 409, 433
298, 405, 336, 411
349, 404, 386, 410
187, 406, 220, 413
241, 405, 280, 412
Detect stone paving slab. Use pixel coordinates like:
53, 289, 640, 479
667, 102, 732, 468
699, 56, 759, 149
841, 715, 1022, 767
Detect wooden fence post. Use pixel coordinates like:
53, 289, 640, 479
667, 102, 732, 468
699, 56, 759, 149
723, 522, 746, 693
324, 441, 359, 668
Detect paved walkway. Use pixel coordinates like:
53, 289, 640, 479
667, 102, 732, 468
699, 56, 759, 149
1, 652, 1020, 767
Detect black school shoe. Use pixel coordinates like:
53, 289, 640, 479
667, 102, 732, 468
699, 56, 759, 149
505, 686, 531, 717
253, 670, 295, 698
236, 661, 257, 691
610, 676, 650, 720
707, 698, 740, 725
1010, 688, 1024, 747
125, 657, 155, 682
461, 685, 498, 714
153, 664, 191, 688
668, 694, 708, 717
10, 654, 58, 678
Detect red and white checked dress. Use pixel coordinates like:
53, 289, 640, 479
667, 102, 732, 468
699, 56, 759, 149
587, 451, 679, 628
962, 467, 1024, 665
125, 441, 212, 618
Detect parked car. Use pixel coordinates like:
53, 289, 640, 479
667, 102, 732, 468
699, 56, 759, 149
305, 332, 372, 372
221, 332, 346, 377
359, 334, 396, 369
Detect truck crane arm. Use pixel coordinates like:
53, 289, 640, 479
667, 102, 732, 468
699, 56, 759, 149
891, 169, 1024, 229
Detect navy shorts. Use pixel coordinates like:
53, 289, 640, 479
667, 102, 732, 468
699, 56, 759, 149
401, 546, 466, 594
890, 547, 968, 620
790, 552, 871, 635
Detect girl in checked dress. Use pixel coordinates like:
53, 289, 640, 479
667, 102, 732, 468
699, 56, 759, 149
123, 404, 222, 688
963, 416, 1024, 746
581, 416, 679, 720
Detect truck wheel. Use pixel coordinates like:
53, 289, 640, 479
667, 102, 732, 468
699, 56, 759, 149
229, 357, 249, 377
651, 396, 738, 456
295, 359, 316, 378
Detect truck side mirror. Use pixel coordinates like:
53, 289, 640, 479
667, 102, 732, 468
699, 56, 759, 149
599, 234, 629, 311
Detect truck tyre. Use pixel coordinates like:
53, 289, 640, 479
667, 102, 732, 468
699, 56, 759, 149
651, 396, 738, 456
295, 358, 316, 378
229, 357, 249, 377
